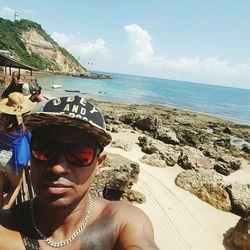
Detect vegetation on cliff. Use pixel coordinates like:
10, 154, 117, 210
0, 18, 81, 71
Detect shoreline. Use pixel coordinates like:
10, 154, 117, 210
42, 89, 250, 151
42, 88, 250, 126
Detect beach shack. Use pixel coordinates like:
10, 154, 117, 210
0, 51, 38, 87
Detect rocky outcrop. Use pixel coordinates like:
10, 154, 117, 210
122, 189, 146, 203
133, 114, 159, 134
110, 139, 133, 151
78, 72, 112, 79
90, 153, 142, 202
156, 127, 180, 145
177, 129, 206, 148
175, 169, 232, 211
87, 99, 250, 214
141, 153, 171, 168
242, 144, 250, 154
177, 146, 214, 170
138, 136, 180, 167
227, 183, 250, 216
175, 169, 250, 216
214, 155, 241, 175
224, 215, 250, 250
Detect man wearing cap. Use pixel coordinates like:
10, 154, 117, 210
0, 95, 159, 249
22, 82, 47, 102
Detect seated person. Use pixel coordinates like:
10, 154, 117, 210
0, 92, 36, 209
22, 82, 47, 102
1, 72, 24, 99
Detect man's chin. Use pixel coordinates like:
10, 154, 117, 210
37, 195, 72, 208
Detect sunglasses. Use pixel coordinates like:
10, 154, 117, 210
30, 139, 99, 167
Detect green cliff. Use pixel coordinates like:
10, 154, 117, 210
0, 18, 85, 73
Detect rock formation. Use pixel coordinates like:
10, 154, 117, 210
90, 153, 144, 203
224, 215, 250, 250
21, 29, 84, 74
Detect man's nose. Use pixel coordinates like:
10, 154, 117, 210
47, 152, 71, 174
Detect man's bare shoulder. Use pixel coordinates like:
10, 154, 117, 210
0, 209, 25, 249
92, 197, 159, 249
95, 197, 150, 220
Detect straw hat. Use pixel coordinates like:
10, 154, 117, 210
0, 92, 37, 115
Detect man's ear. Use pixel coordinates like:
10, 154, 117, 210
95, 152, 107, 176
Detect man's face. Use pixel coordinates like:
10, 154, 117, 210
29, 93, 41, 102
30, 125, 105, 208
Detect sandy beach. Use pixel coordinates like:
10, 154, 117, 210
0, 84, 249, 249
36, 93, 249, 250
105, 129, 249, 250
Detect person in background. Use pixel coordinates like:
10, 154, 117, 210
22, 81, 47, 102
1, 72, 25, 99
0, 92, 36, 209
0, 95, 159, 249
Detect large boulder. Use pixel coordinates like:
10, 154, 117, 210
175, 169, 232, 211
223, 126, 233, 135
138, 136, 180, 167
133, 114, 159, 133
110, 139, 133, 151
224, 215, 250, 250
202, 145, 223, 159
140, 153, 167, 168
227, 183, 250, 216
177, 146, 214, 170
122, 189, 146, 204
90, 153, 140, 202
242, 144, 250, 154
156, 127, 180, 145
138, 136, 158, 154
176, 129, 206, 148
119, 112, 140, 125
202, 144, 242, 175
214, 155, 241, 176
214, 137, 231, 148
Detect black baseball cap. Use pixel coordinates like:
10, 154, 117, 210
23, 95, 112, 147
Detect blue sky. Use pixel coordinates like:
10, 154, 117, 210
1, 0, 250, 89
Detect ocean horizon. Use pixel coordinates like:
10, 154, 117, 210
37, 72, 250, 126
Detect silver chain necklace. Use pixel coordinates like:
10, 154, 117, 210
30, 194, 92, 248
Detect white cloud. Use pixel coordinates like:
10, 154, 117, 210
69, 38, 110, 66
0, 6, 15, 15
69, 38, 108, 57
51, 32, 75, 46
51, 32, 110, 67
124, 24, 250, 88
124, 24, 154, 64
0, 6, 15, 16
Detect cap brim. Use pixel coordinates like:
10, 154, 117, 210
23, 112, 112, 147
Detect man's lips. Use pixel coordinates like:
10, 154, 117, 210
42, 182, 71, 195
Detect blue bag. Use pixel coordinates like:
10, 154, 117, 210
13, 131, 31, 175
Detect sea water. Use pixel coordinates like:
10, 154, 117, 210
37, 72, 250, 125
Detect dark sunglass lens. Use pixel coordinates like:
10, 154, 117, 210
66, 146, 95, 166
31, 141, 56, 161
